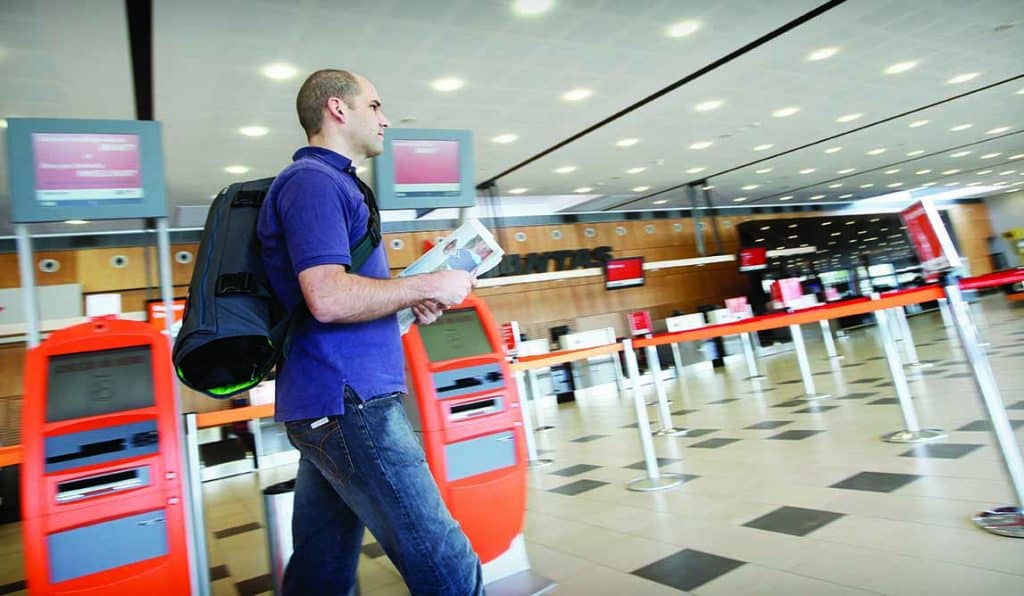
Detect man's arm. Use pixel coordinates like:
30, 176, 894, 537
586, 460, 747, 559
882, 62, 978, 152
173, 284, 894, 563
298, 265, 473, 324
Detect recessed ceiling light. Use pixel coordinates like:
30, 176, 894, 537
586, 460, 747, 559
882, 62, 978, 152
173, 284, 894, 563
1010, 154, 1024, 160
686, 166, 706, 174
733, 197, 748, 202
224, 165, 250, 174
950, 123, 973, 131
239, 125, 269, 137
887, 182, 903, 188
1018, 88, 1024, 95
772, 106, 801, 118
860, 183, 874, 188
554, 166, 577, 174
950, 150, 972, 157
884, 169, 901, 174
512, 0, 554, 16
64, 220, 89, 225
632, 185, 650, 192
0, 118, 7, 129
839, 193, 853, 198
835, 114, 862, 123
947, 72, 980, 84
976, 170, 993, 175
561, 88, 592, 102
867, 148, 887, 155
760, 226, 770, 230
828, 183, 843, 188
1000, 170, 1017, 175
966, 181, 983, 187
909, 119, 929, 128
921, 183, 937, 187
260, 62, 298, 80
915, 169, 932, 175
431, 77, 465, 92
809, 194, 825, 200
573, 187, 593, 193
616, 137, 639, 147
941, 169, 960, 175
666, 20, 701, 38
652, 199, 668, 205
837, 168, 857, 174
689, 141, 713, 150
755, 167, 773, 174
695, 99, 723, 112
753, 144, 774, 151
626, 167, 647, 174
807, 47, 840, 61
947, 182, 961, 186
884, 61, 918, 75
507, 187, 528, 195
702, 185, 714, 190
986, 126, 1011, 134
821, 221, 832, 226
981, 152, 1001, 159
799, 168, 816, 174
741, 184, 760, 190
491, 133, 518, 144
906, 150, 925, 156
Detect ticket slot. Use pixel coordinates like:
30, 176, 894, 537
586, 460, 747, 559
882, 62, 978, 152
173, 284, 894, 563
448, 397, 504, 422
55, 467, 150, 503
47, 438, 126, 465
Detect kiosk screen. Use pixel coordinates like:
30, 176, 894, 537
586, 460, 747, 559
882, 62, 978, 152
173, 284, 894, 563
418, 308, 493, 362
47, 346, 154, 422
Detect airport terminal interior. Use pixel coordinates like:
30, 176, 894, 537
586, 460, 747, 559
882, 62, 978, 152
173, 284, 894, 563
2, 1, 1024, 595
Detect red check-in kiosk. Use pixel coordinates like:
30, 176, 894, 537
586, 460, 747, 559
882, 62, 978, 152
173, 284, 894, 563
21, 317, 190, 595
402, 294, 528, 569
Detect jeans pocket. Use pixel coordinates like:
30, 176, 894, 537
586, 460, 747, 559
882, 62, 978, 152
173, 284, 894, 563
285, 417, 355, 485
357, 394, 427, 469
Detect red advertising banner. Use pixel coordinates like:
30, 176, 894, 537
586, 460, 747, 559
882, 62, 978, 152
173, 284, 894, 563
392, 139, 460, 193
499, 321, 520, 356
146, 298, 186, 338
627, 310, 653, 336
900, 199, 962, 274
32, 133, 142, 201
738, 247, 767, 271
605, 257, 645, 289
725, 296, 751, 317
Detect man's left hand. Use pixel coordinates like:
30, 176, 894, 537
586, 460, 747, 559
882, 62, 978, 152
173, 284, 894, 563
412, 300, 444, 325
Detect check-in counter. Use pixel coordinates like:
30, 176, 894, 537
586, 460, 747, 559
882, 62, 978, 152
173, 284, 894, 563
558, 327, 621, 389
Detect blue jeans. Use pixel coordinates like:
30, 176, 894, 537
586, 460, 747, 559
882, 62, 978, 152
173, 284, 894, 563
283, 388, 484, 596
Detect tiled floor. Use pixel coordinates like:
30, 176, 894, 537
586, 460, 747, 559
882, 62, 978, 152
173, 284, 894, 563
2, 297, 1024, 595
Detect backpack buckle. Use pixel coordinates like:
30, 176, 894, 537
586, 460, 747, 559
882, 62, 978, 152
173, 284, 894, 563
216, 273, 256, 295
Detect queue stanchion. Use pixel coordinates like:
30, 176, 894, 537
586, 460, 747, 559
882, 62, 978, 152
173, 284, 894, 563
643, 340, 687, 437
944, 278, 1024, 537
512, 369, 553, 468
739, 332, 765, 380
623, 340, 685, 492
789, 324, 830, 400
184, 412, 212, 596
670, 342, 685, 381
937, 297, 955, 329
872, 304, 945, 444
819, 319, 843, 361
526, 368, 551, 430
613, 347, 628, 394
891, 306, 932, 370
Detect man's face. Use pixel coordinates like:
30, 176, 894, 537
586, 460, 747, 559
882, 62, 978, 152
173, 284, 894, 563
342, 75, 390, 158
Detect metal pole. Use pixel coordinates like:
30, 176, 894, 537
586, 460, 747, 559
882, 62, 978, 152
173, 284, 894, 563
623, 340, 685, 492
526, 369, 549, 430
644, 343, 687, 436
789, 324, 829, 400
937, 297, 954, 328
892, 307, 932, 369
670, 343, 685, 381
15, 224, 41, 347
819, 319, 842, 361
873, 308, 944, 443
739, 333, 765, 380
701, 185, 723, 255
612, 348, 627, 394
945, 281, 1024, 537
687, 184, 705, 257
513, 370, 552, 468
184, 413, 211, 596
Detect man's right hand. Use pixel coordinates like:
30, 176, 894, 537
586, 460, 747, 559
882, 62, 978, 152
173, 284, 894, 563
424, 270, 475, 307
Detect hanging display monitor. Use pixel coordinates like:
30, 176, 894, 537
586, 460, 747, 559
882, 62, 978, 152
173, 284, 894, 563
605, 256, 645, 289
5, 118, 168, 223
374, 128, 476, 210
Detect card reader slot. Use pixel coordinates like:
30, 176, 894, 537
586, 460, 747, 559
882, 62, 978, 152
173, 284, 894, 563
46, 438, 126, 464
450, 399, 496, 416
55, 467, 148, 503
437, 377, 483, 393
447, 397, 503, 421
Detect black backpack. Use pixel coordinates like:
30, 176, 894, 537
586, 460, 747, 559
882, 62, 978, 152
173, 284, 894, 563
173, 176, 380, 398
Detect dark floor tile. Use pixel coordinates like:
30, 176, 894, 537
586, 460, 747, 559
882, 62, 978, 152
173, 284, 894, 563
773, 399, 807, 408
830, 471, 921, 493
551, 463, 603, 477
689, 438, 740, 449
1008, 401, 1024, 410
793, 405, 838, 413
868, 398, 901, 405
865, 356, 887, 361
236, 574, 274, 596
213, 521, 262, 539
746, 387, 777, 394
706, 398, 739, 405
767, 430, 825, 440
945, 373, 975, 379
777, 380, 803, 385
624, 458, 680, 470
900, 443, 983, 459
0, 580, 26, 595
836, 392, 875, 400
537, 448, 555, 455
873, 381, 893, 388
957, 419, 1024, 431
621, 422, 640, 429
632, 548, 745, 592
679, 428, 719, 438
209, 564, 230, 581
743, 506, 845, 536
842, 362, 866, 368
535, 425, 556, 431
361, 542, 386, 559
671, 408, 699, 416
851, 377, 884, 383
745, 420, 793, 430
570, 434, 609, 443
549, 479, 609, 496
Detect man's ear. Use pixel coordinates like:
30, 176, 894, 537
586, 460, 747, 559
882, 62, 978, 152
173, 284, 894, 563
328, 97, 346, 125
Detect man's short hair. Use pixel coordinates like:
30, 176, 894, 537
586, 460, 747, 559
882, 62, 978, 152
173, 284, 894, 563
296, 69, 362, 137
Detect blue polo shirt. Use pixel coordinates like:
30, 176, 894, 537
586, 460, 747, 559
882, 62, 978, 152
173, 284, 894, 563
257, 146, 405, 421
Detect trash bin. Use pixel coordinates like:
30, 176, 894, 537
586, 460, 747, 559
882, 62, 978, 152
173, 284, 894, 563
549, 363, 576, 403
263, 479, 295, 595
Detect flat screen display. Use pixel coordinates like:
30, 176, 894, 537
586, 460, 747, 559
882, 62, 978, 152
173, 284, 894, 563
605, 257, 645, 290
32, 133, 143, 205
738, 247, 768, 271
392, 139, 461, 198
46, 346, 154, 422
418, 308, 493, 362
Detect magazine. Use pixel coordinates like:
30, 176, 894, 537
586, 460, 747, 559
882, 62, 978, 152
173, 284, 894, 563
397, 218, 504, 334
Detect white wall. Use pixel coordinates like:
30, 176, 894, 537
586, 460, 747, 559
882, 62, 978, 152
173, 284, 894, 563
985, 190, 1024, 267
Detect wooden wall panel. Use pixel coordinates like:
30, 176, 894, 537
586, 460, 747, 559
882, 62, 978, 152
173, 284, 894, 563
0, 250, 80, 289
171, 243, 199, 287
75, 247, 155, 292
948, 203, 995, 276
0, 345, 26, 399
